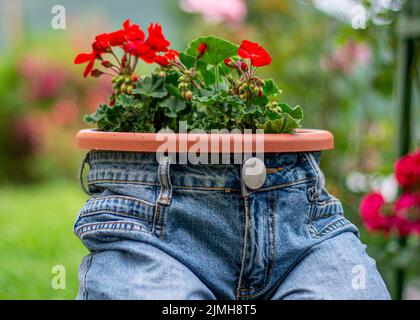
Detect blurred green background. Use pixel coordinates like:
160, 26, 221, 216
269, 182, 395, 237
0, 0, 419, 299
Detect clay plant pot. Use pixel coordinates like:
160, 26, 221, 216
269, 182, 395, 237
75, 128, 334, 153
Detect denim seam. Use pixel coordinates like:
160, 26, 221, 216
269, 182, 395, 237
79, 210, 152, 223
82, 254, 93, 300
315, 218, 350, 238
87, 178, 315, 193
75, 220, 151, 237
256, 177, 316, 192
237, 192, 276, 298
236, 195, 249, 299
307, 216, 350, 239
87, 195, 155, 207
266, 167, 284, 174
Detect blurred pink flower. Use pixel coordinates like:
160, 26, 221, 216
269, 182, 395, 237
393, 193, 420, 236
395, 150, 420, 190
180, 0, 247, 25
18, 54, 70, 101
359, 192, 392, 233
11, 114, 43, 155
321, 40, 371, 74
51, 99, 79, 126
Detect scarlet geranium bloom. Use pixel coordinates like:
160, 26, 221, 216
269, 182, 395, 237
147, 23, 170, 52
392, 193, 420, 236
108, 30, 126, 46
154, 49, 180, 67
122, 19, 145, 41
238, 40, 272, 67
74, 52, 97, 78
395, 151, 420, 190
92, 33, 111, 54
359, 192, 391, 233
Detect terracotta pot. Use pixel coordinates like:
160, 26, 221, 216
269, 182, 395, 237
75, 128, 333, 153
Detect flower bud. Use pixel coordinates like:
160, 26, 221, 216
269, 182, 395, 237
183, 91, 193, 100
90, 69, 104, 78
127, 84, 134, 94
224, 58, 236, 68
197, 43, 208, 59
237, 60, 248, 71
101, 60, 113, 68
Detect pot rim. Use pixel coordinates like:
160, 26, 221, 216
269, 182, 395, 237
75, 128, 334, 153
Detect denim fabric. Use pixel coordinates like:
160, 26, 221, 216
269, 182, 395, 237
73, 151, 390, 300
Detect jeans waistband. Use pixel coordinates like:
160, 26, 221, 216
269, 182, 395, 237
83, 151, 321, 192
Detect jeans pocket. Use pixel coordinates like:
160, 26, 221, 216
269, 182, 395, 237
73, 193, 156, 249
306, 198, 350, 239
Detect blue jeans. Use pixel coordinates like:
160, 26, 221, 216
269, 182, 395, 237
74, 151, 390, 300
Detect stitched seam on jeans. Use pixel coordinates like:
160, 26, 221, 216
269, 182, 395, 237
159, 205, 165, 240
88, 178, 315, 193
236, 196, 249, 298
79, 210, 152, 223
165, 158, 172, 203
237, 201, 276, 297
88, 180, 160, 187
266, 167, 284, 174
87, 195, 155, 207
158, 160, 166, 205
317, 218, 349, 237
309, 217, 350, 239
153, 204, 161, 235
76, 220, 151, 237
256, 178, 316, 192
89, 179, 241, 192
83, 254, 93, 300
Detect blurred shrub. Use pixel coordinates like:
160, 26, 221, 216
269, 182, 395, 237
0, 37, 112, 183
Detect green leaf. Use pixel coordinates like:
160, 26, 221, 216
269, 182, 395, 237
263, 79, 281, 97
279, 103, 303, 120
185, 35, 238, 66
132, 74, 167, 98
159, 96, 186, 118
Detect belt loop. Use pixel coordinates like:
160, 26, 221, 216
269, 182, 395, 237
157, 155, 172, 205
304, 152, 325, 201
78, 152, 92, 196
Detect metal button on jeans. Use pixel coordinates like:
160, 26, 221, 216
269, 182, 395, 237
242, 157, 267, 190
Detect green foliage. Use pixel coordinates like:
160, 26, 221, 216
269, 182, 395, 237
85, 35, 303, 133
185, 35, 239, 66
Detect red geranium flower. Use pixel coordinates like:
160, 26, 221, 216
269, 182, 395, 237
146, 23, 170, 52
395, 150, 420, 190
122, 19, 145, 41
238, 40, 271, 67
108, 30, 126, 46
92, 33, 111, 54
74, 52, 97, 78
154, 49, 180, 67
359, 192, 392, 233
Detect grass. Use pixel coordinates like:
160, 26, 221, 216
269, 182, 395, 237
0, 181, 88, 299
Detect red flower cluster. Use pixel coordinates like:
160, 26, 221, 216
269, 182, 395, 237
395, 151, 420, 189
224, 39, 271, 71
74, 19, 178, 78
360, 150, 420, 236
238, 40, 272, 67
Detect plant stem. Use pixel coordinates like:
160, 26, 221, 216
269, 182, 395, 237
395, 235, 408, 300
109, 47, 122, 68
215, 65, 220, 91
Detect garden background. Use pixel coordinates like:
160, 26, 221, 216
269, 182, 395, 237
0, 0, 419, 299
